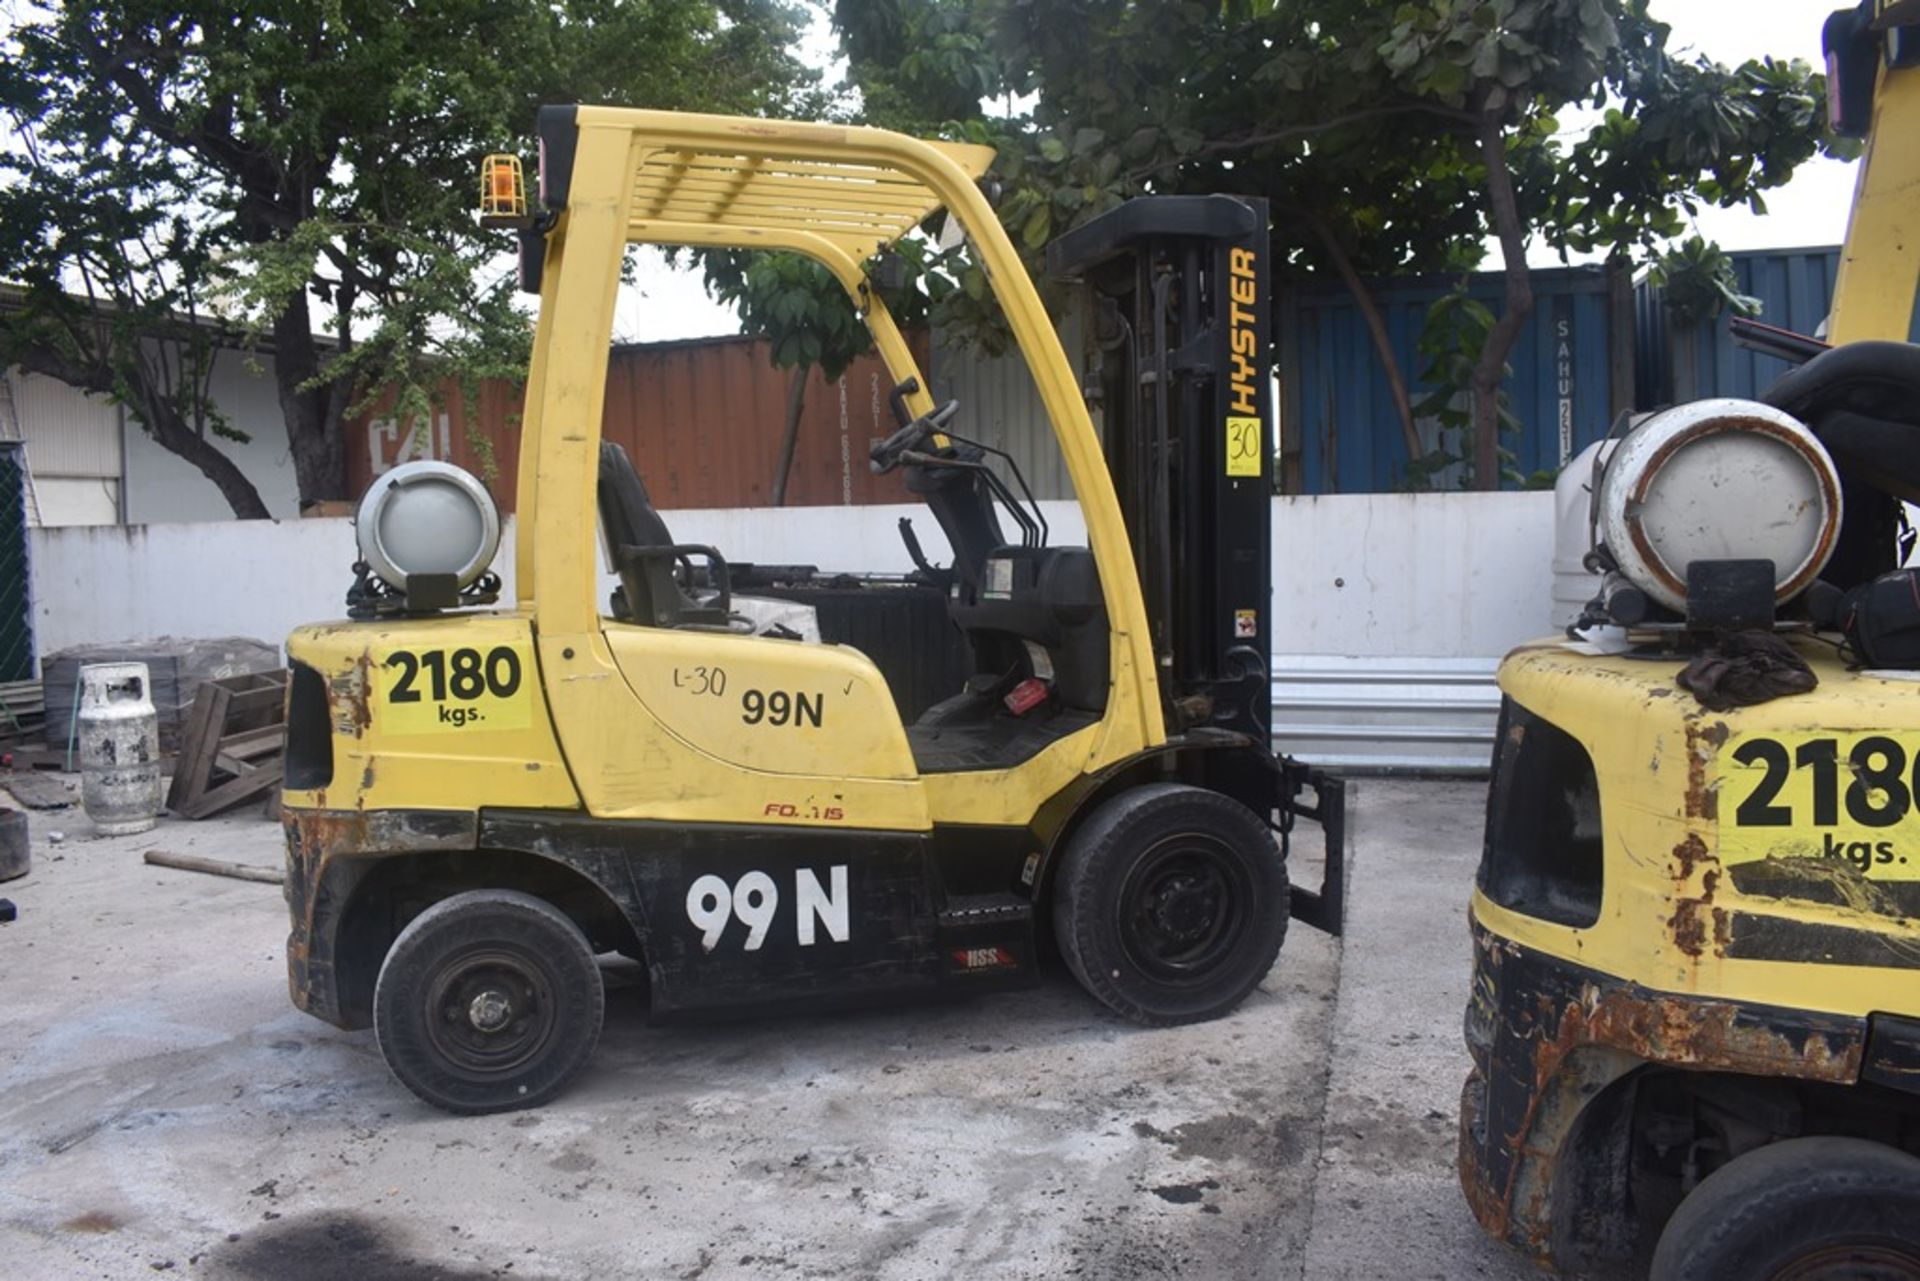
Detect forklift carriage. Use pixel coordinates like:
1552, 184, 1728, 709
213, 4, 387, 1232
280, 107, 1345, 1113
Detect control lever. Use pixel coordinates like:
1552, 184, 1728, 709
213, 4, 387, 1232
896, 517, 951, 588
869, 399, 959, 474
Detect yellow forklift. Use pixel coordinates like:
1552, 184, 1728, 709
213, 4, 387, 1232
1460, 4, 1920, 1277
278, 108, 1345, 1112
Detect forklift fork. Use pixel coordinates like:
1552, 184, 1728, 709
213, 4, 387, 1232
1284, 765, 1348, 936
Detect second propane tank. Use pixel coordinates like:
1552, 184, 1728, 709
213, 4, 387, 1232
1593, 398, 1842, 615
78, 662, 164, 836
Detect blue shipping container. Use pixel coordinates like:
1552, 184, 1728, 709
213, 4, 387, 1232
1635, 246, 1841, 407
1280, 265, 1621, 495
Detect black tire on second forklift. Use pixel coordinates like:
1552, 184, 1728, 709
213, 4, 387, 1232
1051, 782, 1289, 1026
1649, 1135, 1920, 1281
373, 889, 605, 1114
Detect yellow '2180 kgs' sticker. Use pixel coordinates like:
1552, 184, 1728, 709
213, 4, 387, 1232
375, 643, 533, 735
1717, 730, 1920, 880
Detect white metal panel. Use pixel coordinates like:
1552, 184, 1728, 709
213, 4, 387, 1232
11, 371, 119, 479
31, 476, 121, 528
27, 497, 1525, 777
1271, 491, 1556, 657
1272, 655, 1500, 774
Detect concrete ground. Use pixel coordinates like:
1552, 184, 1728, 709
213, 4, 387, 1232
0, 778, 1536, 1281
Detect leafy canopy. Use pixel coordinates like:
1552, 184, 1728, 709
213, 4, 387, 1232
1, 0, 812, 512
788, 0, 1848, 489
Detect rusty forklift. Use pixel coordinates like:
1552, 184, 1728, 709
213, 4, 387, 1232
278, 108, 1344, 1112
1461, 4, 1920, 1277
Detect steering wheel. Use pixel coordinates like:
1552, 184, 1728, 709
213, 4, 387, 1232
869, 399, 960, 475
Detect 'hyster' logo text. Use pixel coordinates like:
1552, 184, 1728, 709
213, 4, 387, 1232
1228, 247, 1259, 416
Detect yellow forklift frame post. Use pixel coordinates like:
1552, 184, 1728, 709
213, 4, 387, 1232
513, 108, 1166, 776
1830, 0, 1920, 344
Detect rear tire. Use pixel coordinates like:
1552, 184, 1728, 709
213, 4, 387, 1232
1051, 782, 1288, 1026
1649, 1135, 1920, 1281
373, 889, 605, 1114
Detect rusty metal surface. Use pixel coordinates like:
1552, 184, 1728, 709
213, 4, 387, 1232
1459, 916, 1868, 1267
347, 333, 933, 511
282, 807, 477, 1028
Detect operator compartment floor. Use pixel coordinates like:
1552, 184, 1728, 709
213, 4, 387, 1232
906, 691, 1098, 774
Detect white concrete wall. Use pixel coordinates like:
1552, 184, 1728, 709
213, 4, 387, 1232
28, 517, 360, 655
27, 493, 1557, 662
1272, 491, 1555, 658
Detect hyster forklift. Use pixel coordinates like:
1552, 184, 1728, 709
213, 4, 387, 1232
1460, 4, 1920, 1278
279, 108, 1345, 1112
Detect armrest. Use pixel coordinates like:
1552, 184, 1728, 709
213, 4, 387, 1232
617, 543, 732, 611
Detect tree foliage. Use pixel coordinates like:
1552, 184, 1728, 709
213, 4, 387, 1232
806, 0, 1850, 490
1648, 235, 1762, 326
1, 0, 809, 515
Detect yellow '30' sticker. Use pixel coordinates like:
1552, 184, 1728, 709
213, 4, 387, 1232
1226, 416, 1262, 477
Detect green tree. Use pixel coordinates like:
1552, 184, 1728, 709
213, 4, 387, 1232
0, 0, 809, 517
822, 0, 1848, 490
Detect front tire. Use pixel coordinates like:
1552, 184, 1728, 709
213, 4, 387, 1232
1650, 1135, 1920, 1281
373, 889, 605, 1114
1051, 782, 1289, 1026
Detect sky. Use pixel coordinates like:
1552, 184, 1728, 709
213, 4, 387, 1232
613, 0, 1860, 343
1596, 0, 1856, 257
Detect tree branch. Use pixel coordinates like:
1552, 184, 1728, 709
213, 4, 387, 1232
1126, 101, 1475, 184
1303, 208, 1423, 465
1468, 107, 1534, 492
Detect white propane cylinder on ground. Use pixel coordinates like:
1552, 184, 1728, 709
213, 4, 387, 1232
78, 662, 164, 836
1551, 439, 1615, 630
1595, 398, 1842, 615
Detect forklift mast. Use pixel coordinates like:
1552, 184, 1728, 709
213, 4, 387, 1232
1048, 197, 1274, 743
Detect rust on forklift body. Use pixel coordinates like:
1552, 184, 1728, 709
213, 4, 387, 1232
1461, 926, 1867, 1257
1681, 719, 1727, 821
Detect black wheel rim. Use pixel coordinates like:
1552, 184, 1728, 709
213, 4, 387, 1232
1116, 832, 1254, 983
1772, 1242, 1920, 1281
420, 945, 559, 1080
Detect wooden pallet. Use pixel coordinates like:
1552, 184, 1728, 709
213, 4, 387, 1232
166, 671, 289, 820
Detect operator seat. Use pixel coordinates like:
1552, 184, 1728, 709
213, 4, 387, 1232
596, 441, 732, 628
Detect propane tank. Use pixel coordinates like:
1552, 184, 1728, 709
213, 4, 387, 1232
1593, 398, 1842, 615
78, 662, 163, 836
1551, 438, 1615, 629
